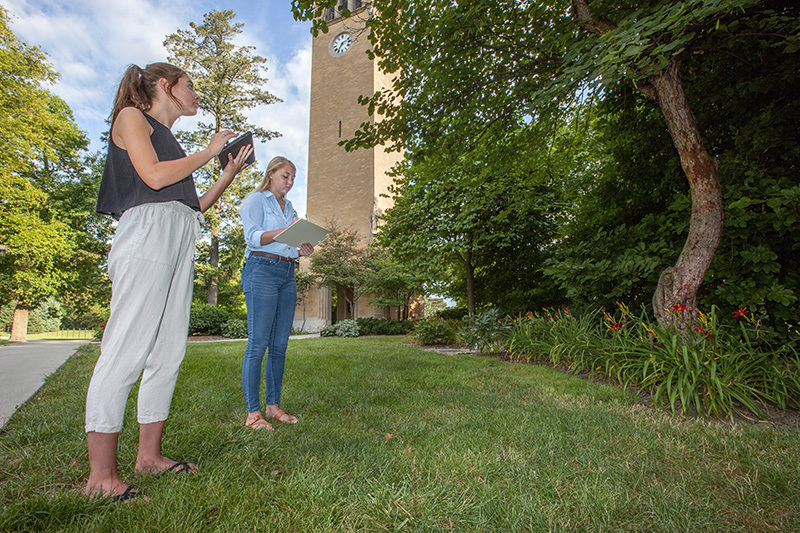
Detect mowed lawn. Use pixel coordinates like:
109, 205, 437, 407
1, 337, 798, 532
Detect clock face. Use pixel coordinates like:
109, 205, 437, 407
331, 32, 353, 56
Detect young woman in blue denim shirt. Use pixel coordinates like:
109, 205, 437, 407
240, 156, 314, 430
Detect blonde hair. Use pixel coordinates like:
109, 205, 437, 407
253, 156, 296, 193
110, 62, 187, 126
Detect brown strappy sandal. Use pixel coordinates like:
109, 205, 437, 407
270, 409, 298, 424
245, 414, 274, 430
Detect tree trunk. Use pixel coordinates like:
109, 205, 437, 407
650, 60, 724, 329
9, 303, 30, 342
570, 0, 724, 330
464, 249, 476, 315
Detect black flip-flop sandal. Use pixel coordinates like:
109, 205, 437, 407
111, 486, 144, 503
166, 461, 194, 474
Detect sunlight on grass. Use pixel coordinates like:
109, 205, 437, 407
1, 337, 798, 531
23, 330, 95, 341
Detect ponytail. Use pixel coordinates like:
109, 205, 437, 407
110, 62, 186, 126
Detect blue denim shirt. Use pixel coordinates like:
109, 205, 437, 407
240, 190, 299, 259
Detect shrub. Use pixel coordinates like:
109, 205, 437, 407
189, 303, 230, 336
435, 308, 469, 321
459, 309, 509, 353
320, 324, 337, 337
61, 310, 106, 330
221, 318, 248, 339
29, 297, 63, 333
93, 320, 106, 341
414, 318, 461, 346
319, 320, 361, 337
356, 317, 415, 336
333, 319, 360, 338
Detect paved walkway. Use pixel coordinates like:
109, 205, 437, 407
0, 339, 90, 429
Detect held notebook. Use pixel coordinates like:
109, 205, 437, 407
274, 219, 329, 248
218, 132, 256, 169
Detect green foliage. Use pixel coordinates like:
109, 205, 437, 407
362, 247, 421, 319
334, 319, 360, 338
319, 324, 336, 337
505, 304, 800, 420
355, 317, 414, 336
0, 301, 15, 330
0, 8, 85, 327
27, 296, 62, 333
92, 320, 106, 341
413, 318, 461, 346
189, 302, 230, 336
377, 133, 564, 314
433, 307, 469, 321
59, 304, 106, 330
310, 221, 367, 291
459, 309, 508, 353
546, 4, 800, 338
221, 318, 248, 339
165, 9, 280, 306
320, 319, 361, 338
292, 0, 800, 328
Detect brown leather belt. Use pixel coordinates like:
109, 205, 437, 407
250, 251, 298, 265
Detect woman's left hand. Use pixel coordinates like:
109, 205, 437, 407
299, 242, 314, 257
221, 144, 254, 180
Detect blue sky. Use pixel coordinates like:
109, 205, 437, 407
1, 0, 313, 216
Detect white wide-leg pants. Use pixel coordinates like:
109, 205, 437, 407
85, 201, 202, 433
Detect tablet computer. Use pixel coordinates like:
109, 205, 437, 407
218, 132, 256, 169
274, 219, 329, 248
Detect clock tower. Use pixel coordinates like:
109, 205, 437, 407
296, 0, 403, 331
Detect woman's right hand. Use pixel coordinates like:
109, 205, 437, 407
207, 130, 238, 156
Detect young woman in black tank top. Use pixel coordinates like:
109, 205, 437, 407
84, 62, 253, 502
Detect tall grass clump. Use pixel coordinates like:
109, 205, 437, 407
458, 309, 509, 353
505, 304, 800, 421
413, 317, 461, 345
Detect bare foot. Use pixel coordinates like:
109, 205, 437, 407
84, 479, 147, 503
134, 457, 197, 475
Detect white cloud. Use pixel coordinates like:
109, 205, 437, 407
247, 44, 312, 217
0, 0, 312, 215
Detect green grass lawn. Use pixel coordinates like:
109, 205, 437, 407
1, 337, 798, 532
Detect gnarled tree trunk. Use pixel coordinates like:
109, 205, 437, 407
572, 0, 724, 330
649, 61, 723, 329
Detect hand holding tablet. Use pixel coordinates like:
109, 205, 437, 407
274, 219, 329, 248
218, 132, 256, 169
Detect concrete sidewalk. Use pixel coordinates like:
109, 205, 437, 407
0, 339, 90, 429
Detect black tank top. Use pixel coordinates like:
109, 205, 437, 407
96, 112, 200, 220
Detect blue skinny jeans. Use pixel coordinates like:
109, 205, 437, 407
241, 254, 297, 412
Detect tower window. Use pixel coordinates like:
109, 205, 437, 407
338, 119, 343, 138
353, 0, 362, 9
339, 0, 348, 15
325, 7, 335, 21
